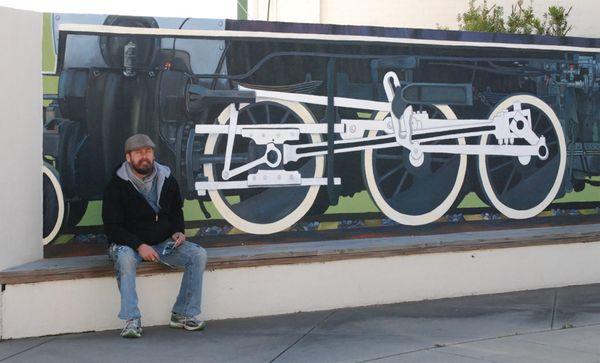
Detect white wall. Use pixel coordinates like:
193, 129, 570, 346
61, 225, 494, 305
0, 7, 42, 271
250, 0, 599, 38
248, 0, 320, 23
4, 241, 600, 339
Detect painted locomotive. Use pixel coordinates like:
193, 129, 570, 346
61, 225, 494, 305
43, 15, 600, 240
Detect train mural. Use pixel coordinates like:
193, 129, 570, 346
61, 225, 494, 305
43, 14, 600, 242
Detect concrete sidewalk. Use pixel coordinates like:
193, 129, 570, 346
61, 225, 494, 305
2, 283, 600, 362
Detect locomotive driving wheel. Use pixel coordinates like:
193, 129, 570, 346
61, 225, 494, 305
43, 162, 65, 245
203, 99, 324, 234
478, 94, 566, 219
363, 105, 467, 225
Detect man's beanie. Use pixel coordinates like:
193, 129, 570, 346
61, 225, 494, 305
124, 134, 156, 154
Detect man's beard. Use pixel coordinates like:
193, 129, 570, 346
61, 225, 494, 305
131, 159, 154, 175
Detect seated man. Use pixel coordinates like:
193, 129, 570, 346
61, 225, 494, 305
102, 133, 208, 338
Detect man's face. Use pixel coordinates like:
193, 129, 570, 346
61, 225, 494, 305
126, 147, 155, 175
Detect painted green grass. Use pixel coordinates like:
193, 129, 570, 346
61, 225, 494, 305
42, 13, 58, 106
72, 176, 600, 226
42, 13, 54, 72
78, 198, 229, 226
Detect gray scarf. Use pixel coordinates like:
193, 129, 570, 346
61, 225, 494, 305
125, 162, 157, 195
125, 162, 160, 212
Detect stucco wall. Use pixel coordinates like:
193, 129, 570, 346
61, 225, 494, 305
4, 241, 600, 339
0, 7, 43, 270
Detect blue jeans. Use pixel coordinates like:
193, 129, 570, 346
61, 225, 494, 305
108, 240, 208, 320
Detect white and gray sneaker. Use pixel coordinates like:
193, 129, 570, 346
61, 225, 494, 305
121, 318, 142, 338
169, 313, 207, 331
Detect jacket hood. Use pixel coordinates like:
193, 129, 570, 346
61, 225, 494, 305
116, 161, 171, 198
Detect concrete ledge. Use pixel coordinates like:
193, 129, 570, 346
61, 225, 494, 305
3, 223, 600, 285
2, 224, 600, 339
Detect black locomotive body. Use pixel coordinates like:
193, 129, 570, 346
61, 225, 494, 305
43, 15, 600, 240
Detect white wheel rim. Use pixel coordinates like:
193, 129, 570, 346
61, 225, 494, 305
42, 163, 64, 245
364, 105, 467, 225
478, 95, 566, 219
204, 99, 324, 234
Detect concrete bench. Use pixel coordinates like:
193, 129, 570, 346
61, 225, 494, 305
2, 222, 600, 339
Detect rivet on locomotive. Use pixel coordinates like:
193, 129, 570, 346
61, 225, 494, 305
43, 15, 600, 241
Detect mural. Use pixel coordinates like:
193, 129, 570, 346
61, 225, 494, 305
43, 14, 600, 243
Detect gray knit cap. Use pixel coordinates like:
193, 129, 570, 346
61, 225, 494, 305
124, 134, 156, 153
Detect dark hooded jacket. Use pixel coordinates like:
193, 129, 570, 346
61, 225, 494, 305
102, 162, 185, 250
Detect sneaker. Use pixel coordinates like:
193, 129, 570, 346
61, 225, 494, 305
121, 318, 142, 338
169, 313, 207, 331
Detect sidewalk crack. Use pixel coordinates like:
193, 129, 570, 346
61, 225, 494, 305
0, 338, 56, 362
550, 289, 558, 329
269, 310, 336, 363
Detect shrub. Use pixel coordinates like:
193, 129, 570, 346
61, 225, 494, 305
457, 0, 571, 36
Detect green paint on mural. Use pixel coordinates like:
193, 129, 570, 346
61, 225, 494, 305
42, 13, 58, 107
325, 191, 379, 214
42, 13, 55, 72
74, 178, 600, 227
78, 198, 231, 226
237, 0, 248, 20
52, 234, 73, 245
555, 176, 600, 203
458, 192, 487, 208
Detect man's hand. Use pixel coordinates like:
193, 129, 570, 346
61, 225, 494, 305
172, 232, 186, 247
137, 243, 159, 262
